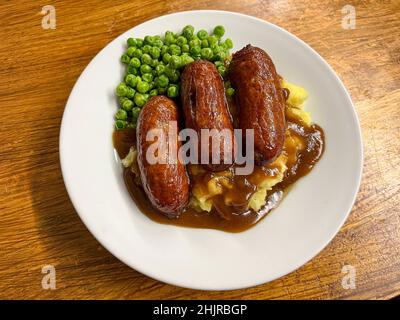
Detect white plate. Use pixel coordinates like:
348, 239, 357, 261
60, 10, 363, 290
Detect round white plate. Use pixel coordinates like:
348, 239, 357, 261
60, 10, 363, 290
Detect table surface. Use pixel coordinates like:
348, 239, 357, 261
1, 0, 399, 300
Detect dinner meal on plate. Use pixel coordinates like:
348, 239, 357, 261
112, 25, 325, 232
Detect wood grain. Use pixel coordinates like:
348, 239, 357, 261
0, 0, 399, 300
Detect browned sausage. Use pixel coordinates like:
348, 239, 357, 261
181, 60, 235, 171
136, 96, 189, 218
229, 45, 286, 165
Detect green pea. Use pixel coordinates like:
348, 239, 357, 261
168, 70, 180, 83
212, 45, 222, 53
168, 44, 181, 56
210, 43, 219, 52
126, 87, 136, 99
132, 48, 142, 58
164, 31, 175, 45
201, 39, 209, 48
119, 97, 128, 106
121, 54, 130, 64
135, 38, 144, 48
217, 65, 226, 76
127, 66, 138, 75
140, 64, 152, 74
224, 38, 233, 49
125, 73, 136, 86
182, 25, 194, 39
169, 55, 182, 69
181, 54, 194, 66
189, 39, 201, 48
161, 45, 169, 55
214, 60, 224, 67
190, 45, 201, 56
157, 74, 169, 88
134, 93, 147, 107
214, 50, 226, 61
176, 36, 187, 47
125, 73, 137, 88
213, 25, 225, 38
150, 47, 161, 59
141, 44, 151, 54
167, 85, 179, 98
144, 35, 155, 46
154, 39, 164, 48
115, 108, 128, 120
126, 46, 136, 57
149, 88, 158, 97
137, 81, 150, 93
201, 47, 213, 60
142, 73, 153, 83
122, 99, 134, 111
207, 35, 218, 46
181, 44, 190, 53
135, 76, 142, 86
131, 107, 141, 120
126, 48, 137, 59
155, 64, 165, 75
197, 29, 208, 40
148, 81, 156, 90
164, 66, 174, 78
129, 57, 141, 68
116, 83, 128, 97
141, 53, 152, 65
226, 87, 235, 96
150, 59, 159, 68
127, 38, 136, 47
219, 42, 227, 51
115, 120, 126, 130
163, 53, 172, 64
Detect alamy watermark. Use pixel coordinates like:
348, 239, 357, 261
143, 121, 255, 175
41, 5, 56, 30
341, 264, 356, 289
341, 5, 356, 29
41, 265, 56, 290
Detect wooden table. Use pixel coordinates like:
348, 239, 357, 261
1, 0, 399, 300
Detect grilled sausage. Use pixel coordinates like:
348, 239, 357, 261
136, 96, 189, 218
181, 60, 235, 171
229, 45, 286, 165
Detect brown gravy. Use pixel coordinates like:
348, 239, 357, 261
112, 112, 325, 233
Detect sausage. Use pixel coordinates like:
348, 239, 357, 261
136, 96, 189, 218
229, 45, 286, 165
181, 60, 235, 171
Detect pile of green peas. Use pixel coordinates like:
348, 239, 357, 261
114, 25, 234, 130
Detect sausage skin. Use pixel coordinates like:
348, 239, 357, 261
229, 45, 286, 165
136, 96, 189, 218
181, 60, 235, 171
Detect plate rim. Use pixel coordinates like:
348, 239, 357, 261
59, 9, 363, 291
